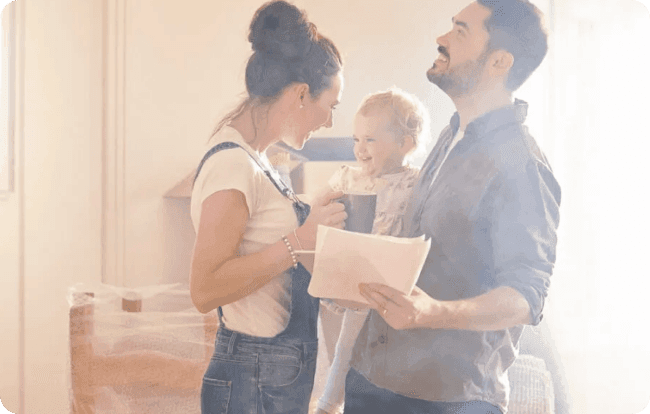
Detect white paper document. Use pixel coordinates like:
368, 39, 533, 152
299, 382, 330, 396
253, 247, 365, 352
308, 225, 431, 304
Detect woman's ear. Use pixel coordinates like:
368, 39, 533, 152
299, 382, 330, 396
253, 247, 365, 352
292, 83, 310, 107
280, 83, 310, 110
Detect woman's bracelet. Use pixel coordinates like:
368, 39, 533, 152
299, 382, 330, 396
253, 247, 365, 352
281, 235, 298, 269
292, 229, 304, 251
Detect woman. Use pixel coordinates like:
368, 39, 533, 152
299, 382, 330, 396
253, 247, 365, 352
189, 1, 345, 413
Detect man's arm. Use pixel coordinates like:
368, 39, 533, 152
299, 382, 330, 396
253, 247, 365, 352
359, 283, 530, 331
436, 285, 531, 329
488, 156, 561, 326
361, 155, 561, 332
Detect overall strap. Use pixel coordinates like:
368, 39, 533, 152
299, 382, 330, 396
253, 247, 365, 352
193, 141, 300, 204
193, 141, 241, 186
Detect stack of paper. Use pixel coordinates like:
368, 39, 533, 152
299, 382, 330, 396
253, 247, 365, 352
308, 225, 431, 304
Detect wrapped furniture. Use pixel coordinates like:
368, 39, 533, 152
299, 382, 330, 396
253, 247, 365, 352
68, 283, 218, 413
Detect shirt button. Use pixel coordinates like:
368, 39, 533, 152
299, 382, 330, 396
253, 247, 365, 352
378, 335, 386, 344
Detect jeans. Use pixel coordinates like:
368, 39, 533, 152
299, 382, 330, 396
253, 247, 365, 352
344, 369, 503, 414
201, 328, 318, 414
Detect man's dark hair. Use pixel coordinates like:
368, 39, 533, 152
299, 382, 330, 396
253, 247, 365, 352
478, 0, 548, 91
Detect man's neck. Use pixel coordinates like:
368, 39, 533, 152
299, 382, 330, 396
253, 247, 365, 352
452, 87, 513, 131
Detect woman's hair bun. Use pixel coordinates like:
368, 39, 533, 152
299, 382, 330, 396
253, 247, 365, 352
243, 0, 341, 99
211, 0, 341, 137
248, 1, 315, 61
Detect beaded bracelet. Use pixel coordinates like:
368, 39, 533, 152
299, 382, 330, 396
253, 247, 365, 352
282, 236, 298, 269
292, 229, 304, 251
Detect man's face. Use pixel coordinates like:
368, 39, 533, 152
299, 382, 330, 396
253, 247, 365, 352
426, 2, 492, 96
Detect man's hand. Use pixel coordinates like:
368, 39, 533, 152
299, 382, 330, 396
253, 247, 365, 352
358, 283, 446, 330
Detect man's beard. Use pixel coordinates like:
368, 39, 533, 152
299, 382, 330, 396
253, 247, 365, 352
427, 50, 490, 96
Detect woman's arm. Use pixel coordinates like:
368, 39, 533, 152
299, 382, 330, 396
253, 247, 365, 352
189, 189, 296, 314
190, 188, 346, 314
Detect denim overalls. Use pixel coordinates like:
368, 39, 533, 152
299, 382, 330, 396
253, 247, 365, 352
194, 142, 319, 414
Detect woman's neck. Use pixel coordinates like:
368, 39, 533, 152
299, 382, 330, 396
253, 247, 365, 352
229, 105, 277, 153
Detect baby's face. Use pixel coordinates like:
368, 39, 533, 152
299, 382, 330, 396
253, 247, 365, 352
353, 112, 405, 178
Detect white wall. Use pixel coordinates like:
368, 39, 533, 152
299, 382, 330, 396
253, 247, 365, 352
0, 3, 22, 412
0, 0, 104, 412
0, 187, 20, 414
23, 0, 104, 408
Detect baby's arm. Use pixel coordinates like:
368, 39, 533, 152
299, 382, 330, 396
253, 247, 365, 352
317, 308, 370, 414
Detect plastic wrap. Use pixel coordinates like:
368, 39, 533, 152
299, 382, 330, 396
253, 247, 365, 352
507, 354, 555, 414
67, 282, 218, 414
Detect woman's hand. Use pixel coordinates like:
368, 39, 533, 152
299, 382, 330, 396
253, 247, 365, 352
295, 190, 346, 250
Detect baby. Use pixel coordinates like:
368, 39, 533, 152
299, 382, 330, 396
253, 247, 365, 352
315, 87, 430, 414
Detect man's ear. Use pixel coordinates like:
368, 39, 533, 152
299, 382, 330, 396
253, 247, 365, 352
490, 50, 514, 76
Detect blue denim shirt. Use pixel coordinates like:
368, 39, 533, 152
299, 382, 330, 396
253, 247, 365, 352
350, 100, 561, 412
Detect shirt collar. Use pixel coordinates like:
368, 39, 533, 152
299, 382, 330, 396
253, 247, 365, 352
449, 98, 529, 138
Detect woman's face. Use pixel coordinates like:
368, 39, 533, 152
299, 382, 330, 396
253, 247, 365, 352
284, 72, 343, 149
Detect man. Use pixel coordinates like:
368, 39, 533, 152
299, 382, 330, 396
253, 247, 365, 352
344, 1, 561, 413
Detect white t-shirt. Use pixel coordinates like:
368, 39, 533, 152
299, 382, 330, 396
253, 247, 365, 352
190, 126, 298, 337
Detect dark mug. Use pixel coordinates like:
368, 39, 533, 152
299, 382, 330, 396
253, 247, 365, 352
337, 193, 377, 233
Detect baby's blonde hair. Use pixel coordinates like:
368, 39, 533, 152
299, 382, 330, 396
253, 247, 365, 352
356, 87, 431, 161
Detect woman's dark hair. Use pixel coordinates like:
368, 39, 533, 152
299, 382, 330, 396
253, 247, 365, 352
478, 0, 548, 91
212, 1, 342, 137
